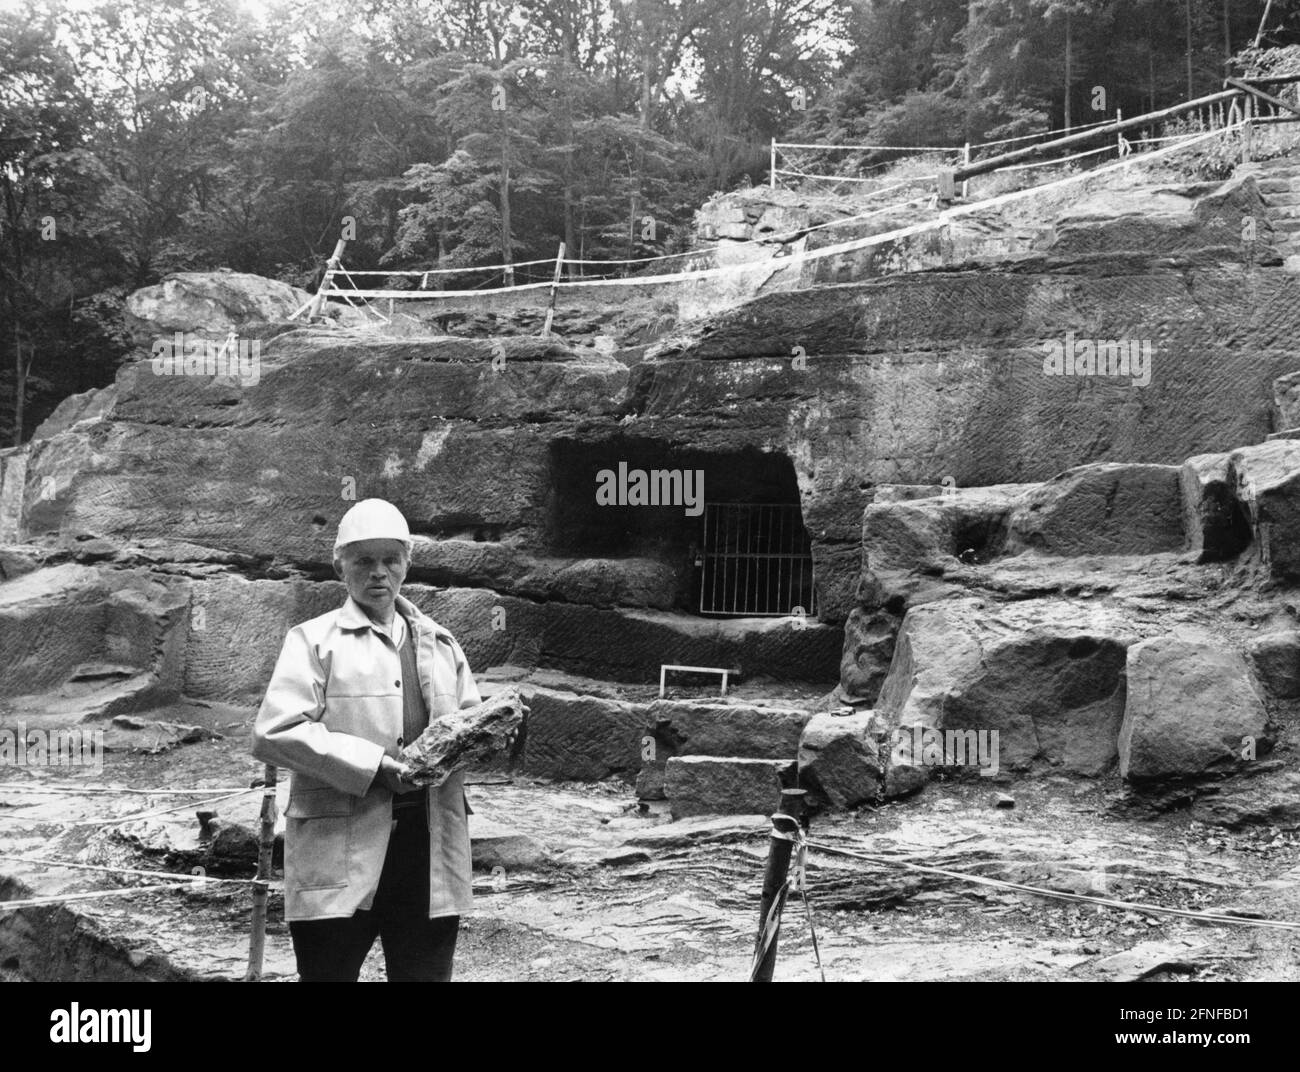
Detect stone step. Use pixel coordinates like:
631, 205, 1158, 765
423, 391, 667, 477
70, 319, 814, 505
1271, 218, 1300, 233
663, 756, 796, 818
635, 698, 813, 798
1265, 191, 1300, 206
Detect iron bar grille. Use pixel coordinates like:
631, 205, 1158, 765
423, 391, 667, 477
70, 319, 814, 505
699, 502, 816, 617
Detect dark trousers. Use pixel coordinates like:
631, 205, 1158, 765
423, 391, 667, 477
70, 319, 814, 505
289, 797, 460, 982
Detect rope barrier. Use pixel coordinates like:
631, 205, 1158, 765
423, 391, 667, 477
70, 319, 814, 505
0, 785, 253, 796
0, 787, 258, 826
803, 838, 1300, 931
996, 143, 1116, 173
0, 883, 196, 912
0, 853, 258, 886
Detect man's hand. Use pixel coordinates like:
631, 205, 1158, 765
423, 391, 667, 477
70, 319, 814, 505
375, 755, 420, 795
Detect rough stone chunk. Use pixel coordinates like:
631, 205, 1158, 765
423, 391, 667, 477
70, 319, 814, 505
1006, 463, 1184, 556
1245, 631, 1300, 699
797, 710, 883, 808
401, 687, 525, 787
1118, 637, 1268, 783
663, 756, 794, 818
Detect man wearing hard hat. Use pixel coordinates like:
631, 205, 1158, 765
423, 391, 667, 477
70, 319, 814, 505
253, 498, 479, 981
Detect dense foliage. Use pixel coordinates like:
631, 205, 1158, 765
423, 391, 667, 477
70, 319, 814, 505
2, 0, 1298, 440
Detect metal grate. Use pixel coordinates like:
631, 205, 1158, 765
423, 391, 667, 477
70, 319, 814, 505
698, 502, 816, 617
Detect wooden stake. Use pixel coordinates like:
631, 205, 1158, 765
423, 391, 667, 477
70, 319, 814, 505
303, 239, 348, 321
245, 764, 278, 982
541, 241, 565, 338
751, 788, 808, 982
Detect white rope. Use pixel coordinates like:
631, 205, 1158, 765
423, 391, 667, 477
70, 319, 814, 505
997, 144, 1116, 173
0, 784, 252, 796
339, 258, 557, 276
0, 883, 196, 912
0, 787, 257, 826
0, 853, 257, 886
775, 141, 963, 152
971, 115, 1116, 149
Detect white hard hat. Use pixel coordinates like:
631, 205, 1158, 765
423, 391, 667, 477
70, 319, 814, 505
334, 499, 412, 554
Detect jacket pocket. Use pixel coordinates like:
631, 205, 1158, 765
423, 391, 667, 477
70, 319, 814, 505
285, 788, 352, 891
285, 787, 355, 818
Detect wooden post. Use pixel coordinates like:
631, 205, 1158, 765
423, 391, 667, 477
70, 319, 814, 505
305, 238, 348, 321
961, 143, 970, 198
936, 168, 956, 202
541, 242, 565, 338
245, 764, 278, 982
770, 138, 777, 190
751, 788, 808, 982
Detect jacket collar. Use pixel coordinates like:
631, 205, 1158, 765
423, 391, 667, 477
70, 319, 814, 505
338, 592, 449, 642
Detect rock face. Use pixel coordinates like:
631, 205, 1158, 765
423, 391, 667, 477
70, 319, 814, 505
1118, 638, 1269, 783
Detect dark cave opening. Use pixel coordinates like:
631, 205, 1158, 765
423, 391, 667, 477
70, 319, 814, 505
546, 437, 816, 615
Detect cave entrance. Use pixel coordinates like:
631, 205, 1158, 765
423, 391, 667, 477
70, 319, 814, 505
699, 502, 816, 616
547, 437, 815, 615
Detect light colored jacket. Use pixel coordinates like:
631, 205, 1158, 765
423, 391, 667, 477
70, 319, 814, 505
252, 593, 481, 921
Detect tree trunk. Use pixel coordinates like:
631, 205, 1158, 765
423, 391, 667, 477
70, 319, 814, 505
1064, 12, 1073, 131
1185, 0, 1195, 100
13, 325, 24, 447
499, 107, 513, 286
1223, 0, 1232, 64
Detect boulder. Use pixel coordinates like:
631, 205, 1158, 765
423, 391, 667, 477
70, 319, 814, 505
797, 710, 884, 808
1006, 463, 1184, 556
663, 756, 794, 818
875, 598, 1139, 794
1180, 453, 1250, 561
1245, 631, 1300, 699
123, 270, 339, 342
1118, 637, 1268, 783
